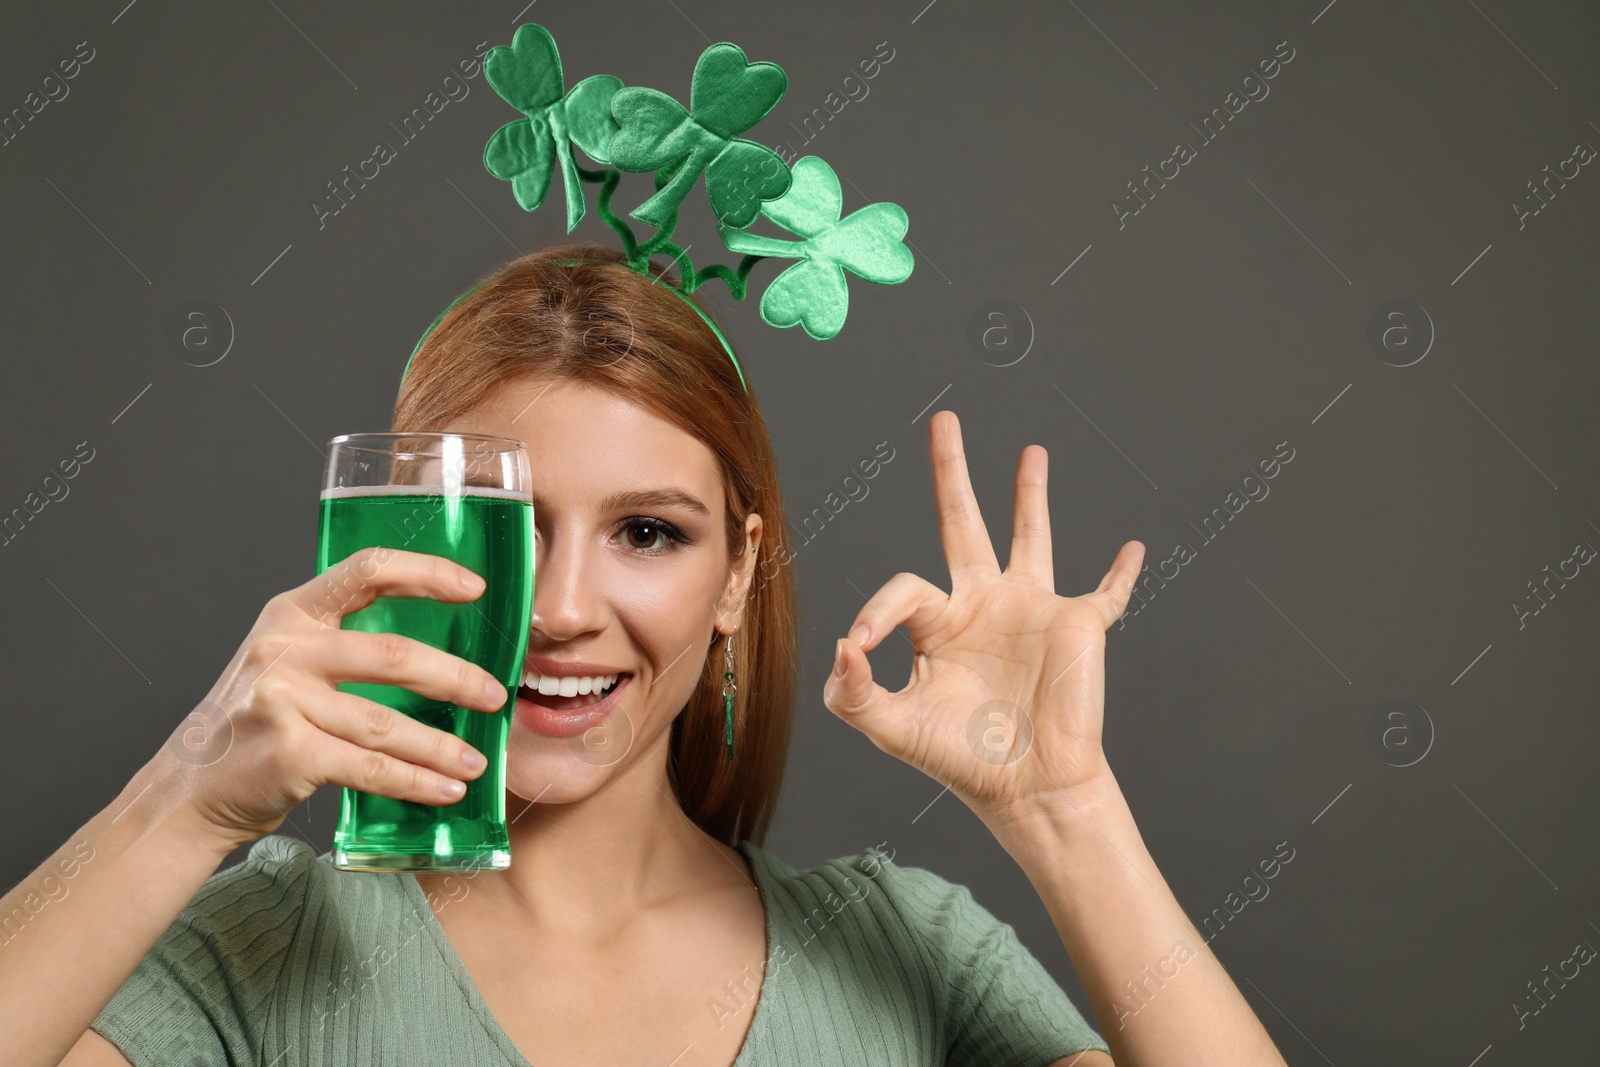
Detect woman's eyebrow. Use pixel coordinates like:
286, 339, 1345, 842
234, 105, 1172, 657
532, 488, 711, 517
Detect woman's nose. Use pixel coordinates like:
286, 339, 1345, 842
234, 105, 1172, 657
528, 531, 606, 640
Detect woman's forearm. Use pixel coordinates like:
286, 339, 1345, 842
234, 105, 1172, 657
987, 771, 1288, 1067
0, 753, 239, 1067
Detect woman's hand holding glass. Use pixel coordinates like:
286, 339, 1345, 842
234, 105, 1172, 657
162, 547, 510, 854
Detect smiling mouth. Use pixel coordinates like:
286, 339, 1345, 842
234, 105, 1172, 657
517, 673, 629, 713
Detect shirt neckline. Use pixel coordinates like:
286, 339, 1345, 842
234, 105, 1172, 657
398, 838, 777, 1067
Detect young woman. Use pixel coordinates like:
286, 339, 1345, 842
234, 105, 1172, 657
5, 246, 1287, 1066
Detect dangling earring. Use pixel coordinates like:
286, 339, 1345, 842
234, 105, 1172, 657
722, 629, 737, 761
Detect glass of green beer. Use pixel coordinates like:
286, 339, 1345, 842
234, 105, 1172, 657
317, 432, 534, 872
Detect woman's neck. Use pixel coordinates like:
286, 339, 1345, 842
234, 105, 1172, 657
420, 734, 746, 938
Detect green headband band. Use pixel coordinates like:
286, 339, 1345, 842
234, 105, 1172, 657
400, 22, 914, 398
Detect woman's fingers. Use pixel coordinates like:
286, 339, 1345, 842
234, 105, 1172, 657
827, 571, 951, 751
928, 411, 1002, 591
842, 571, 950, 652
311, 629, 509, 712
287, 546, 488, 627
300, 689, 488, 786
825, 639, 889, 723
1007, 444, 1054, 593
1084, 540, 1147, 629
309, 731, 475, 806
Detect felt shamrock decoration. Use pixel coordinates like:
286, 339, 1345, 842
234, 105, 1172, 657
482, 23, 623, 231
407, 23, 914, 396
719, 156, 913, 340
606, 43, 793, 230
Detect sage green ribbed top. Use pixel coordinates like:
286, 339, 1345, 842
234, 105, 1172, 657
91, 833, 1108, 1065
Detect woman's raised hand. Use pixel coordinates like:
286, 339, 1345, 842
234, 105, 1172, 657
153, 547, 509, 853
822, 410, 1145, 826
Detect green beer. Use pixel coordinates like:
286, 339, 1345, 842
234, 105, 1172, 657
316, 484, 534, 871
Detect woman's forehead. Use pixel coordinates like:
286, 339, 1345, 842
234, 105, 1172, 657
448, 376, 724, 509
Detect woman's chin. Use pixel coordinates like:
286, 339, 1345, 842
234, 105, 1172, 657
503, 710, 640, 801
502, 750, 604, 806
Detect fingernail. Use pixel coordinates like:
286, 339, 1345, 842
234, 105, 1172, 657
849, 623, 869, 646
460, 569, 485, 594
832, 639, 847, 678
485, 678, 508, 706
462, 746, 488, 771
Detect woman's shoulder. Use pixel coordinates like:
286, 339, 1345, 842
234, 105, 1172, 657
215, 832, 447, 938
738, 838, 1000, 963
191, 833, 351, 917
738, 839, 1111, 1060
90, 835, 336, 1063
125, 835, 355, 961
180, 833, 326, 933
745, 838, 981, 907
128, 832, 416, 982
93, 834, 498, 1063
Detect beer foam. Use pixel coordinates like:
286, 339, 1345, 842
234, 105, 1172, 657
320, 483, 532, 502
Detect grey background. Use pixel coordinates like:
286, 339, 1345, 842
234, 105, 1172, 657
4, 0, 1597, 1062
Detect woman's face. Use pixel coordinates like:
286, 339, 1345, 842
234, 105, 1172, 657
442, 374, 762, 803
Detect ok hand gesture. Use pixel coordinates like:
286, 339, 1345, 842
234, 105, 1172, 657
823, 411, 1145, 828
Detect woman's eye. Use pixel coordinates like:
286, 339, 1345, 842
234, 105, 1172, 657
620, 518, 688, 554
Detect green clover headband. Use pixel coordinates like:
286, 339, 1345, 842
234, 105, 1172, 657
399, 22, 916, 395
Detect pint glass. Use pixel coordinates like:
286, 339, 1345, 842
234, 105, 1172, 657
316, 432, 534, 872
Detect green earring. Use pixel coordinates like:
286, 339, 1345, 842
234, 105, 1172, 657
722, 630, 737, 761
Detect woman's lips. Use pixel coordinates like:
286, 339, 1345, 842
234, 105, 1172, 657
513, 674, 631, 738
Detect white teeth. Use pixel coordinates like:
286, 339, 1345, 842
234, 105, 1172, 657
520, 671, 619, 697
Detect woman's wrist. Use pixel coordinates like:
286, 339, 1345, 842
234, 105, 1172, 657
980, 767, 1177, 922
982, 764, 1136, 865
120, 751, 258, 862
